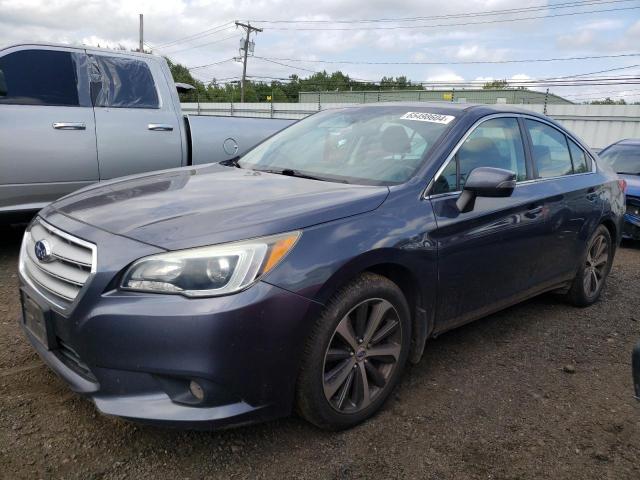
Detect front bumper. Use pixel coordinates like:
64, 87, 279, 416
19, 213, 319, 429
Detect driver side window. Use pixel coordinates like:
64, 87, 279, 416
432, 117, 527, 194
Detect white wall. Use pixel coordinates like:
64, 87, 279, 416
181, 103, 640, 150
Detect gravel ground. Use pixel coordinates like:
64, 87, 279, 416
1, 224, 639, 480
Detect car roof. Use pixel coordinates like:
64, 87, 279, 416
613, 139, 640, 146
0, 42, 154, 60
340, 101, 549, 118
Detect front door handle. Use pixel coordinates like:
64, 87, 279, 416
148, 124, 174, 131
53, 122, 86, 130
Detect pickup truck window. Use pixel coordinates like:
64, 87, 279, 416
0, 49, 79, 106
90, 55, 159, 109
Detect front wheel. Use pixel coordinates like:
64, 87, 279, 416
296, 273, 411, 430
566, 225, 613, 307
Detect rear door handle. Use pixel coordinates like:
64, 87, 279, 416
524, 206, 544, 219
53, 122, 86, 130
586, 189, 598, 202
148, 124, 174, 131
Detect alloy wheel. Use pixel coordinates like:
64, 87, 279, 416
322, 298, 402, 413
583, 233, 609, 296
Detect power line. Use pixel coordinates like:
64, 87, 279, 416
160, 34, 239, 55
231, 74, 640, 88
187, 58, 236, 71
255, 52, 640, 66
250, 0, 633, 24
545, 64, 640, 79
254, 5, 640, 30
565, 88, 640, 98
256, 57, 318, 73
153, 21, 235, 49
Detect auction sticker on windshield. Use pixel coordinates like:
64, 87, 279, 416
400, 112, 455, 124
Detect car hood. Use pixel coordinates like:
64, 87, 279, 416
620, 174, 640, 198
48, 164, 389, 250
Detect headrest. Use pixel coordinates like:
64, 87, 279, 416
381, 125, 410, 154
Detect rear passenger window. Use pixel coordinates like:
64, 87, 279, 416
526, 120, 573, 178
568, 138, 591, 173
90, 55, 159, 109
0, 49, 79, 106
432, 117, 527, 194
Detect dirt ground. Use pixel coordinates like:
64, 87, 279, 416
0, 223, 639, 480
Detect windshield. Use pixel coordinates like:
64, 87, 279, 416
237, 106, 455, 185
599, 144, 640, 175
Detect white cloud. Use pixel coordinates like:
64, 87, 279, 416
556, 30, 596, 50
0, 0, 635, 86
425, 68, 464, 82
448, 44, 510, 62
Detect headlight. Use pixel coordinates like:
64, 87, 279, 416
121, 231, 300, 297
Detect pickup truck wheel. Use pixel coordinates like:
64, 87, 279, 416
296, 273, 411, 430
567, 225, 613, 307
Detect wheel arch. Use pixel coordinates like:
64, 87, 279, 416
600, 216, 617, 245
312, 250, 434, 364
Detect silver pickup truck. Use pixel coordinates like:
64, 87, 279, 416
0, 43, 294, 217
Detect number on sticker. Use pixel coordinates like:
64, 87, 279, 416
400, 112, 455, 125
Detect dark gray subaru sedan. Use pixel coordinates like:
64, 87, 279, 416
18, 103, 625, 430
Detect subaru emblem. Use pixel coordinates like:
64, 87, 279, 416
34, 239, 53, 263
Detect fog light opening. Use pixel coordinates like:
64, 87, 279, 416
189, 380, 205, 402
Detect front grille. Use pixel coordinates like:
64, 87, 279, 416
20, 219, 96, 309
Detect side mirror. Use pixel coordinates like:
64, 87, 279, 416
456, 167, 516, 213
175, 83, 195, 94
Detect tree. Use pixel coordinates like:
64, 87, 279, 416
164, 58, 427, 103
482, 79, 509, 90
588, 97, 627, 105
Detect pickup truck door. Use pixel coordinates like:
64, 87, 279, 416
0, 46, 98, 213
88, 53, 183, 179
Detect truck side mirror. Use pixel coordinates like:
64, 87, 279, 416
175, 83, 195, 94
456, 167, 516, 213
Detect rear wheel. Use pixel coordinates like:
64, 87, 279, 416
567, 225, 613, 307
296, 273, 411, 430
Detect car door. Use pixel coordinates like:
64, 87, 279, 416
89, 53, 183, 179
523, 118, 602, 284
0, 46, 98, 213
428, 115, 550, 331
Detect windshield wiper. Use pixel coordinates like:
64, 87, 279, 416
616, 171, 640, 176
256, 168, 348, 183
220, 156, 241, 168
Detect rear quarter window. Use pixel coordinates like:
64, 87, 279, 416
568, 138, 591, 173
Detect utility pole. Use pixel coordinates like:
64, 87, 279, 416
235, 21, 262, 103
543, 88, 549, 115
139, 14, 144, 53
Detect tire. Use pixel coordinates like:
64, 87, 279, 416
296, 272, 411, 430
566, 225, 613, 307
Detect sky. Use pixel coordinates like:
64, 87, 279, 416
1, 0, 639, 103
